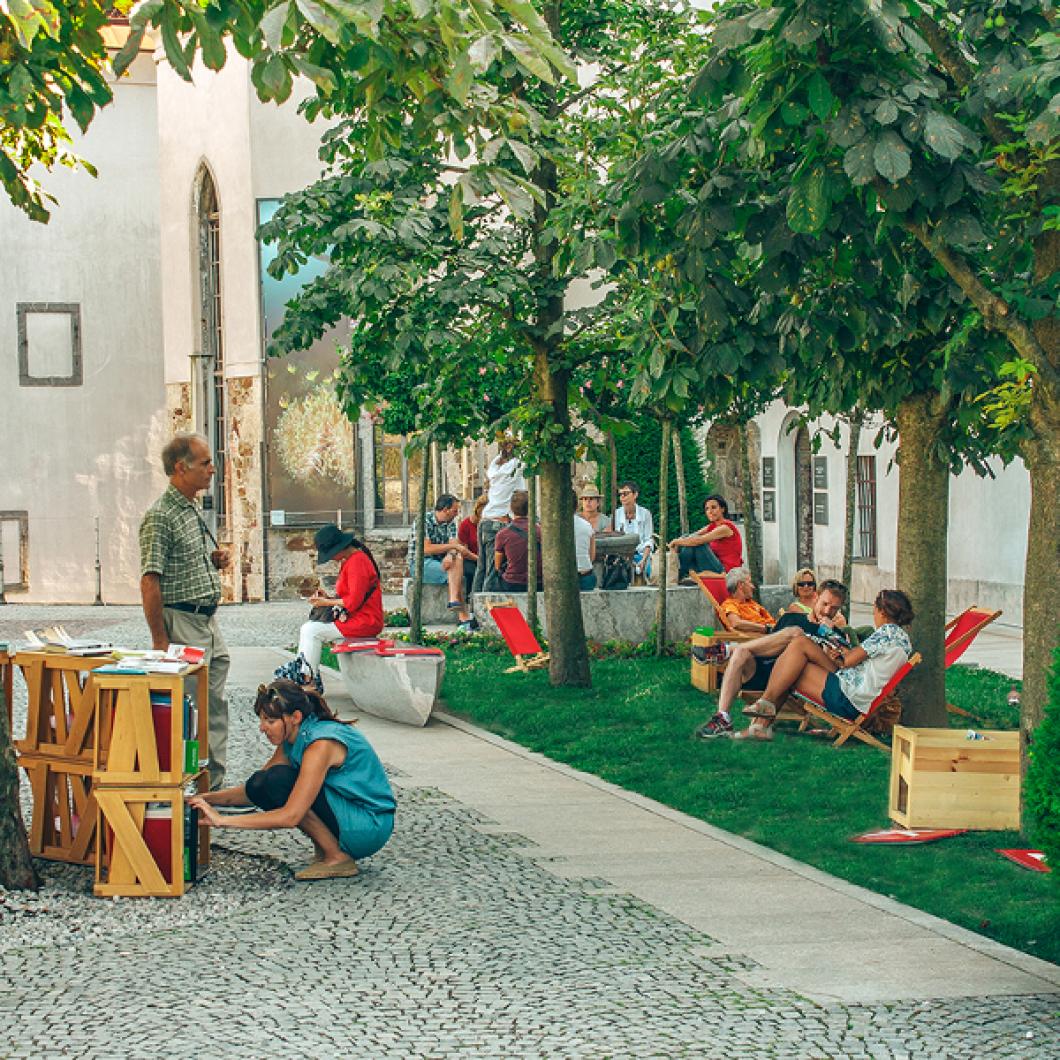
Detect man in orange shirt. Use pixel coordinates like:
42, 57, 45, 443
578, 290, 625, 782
718, 566, 775, 634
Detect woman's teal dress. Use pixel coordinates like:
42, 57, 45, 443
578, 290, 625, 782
286, 717, 396, 859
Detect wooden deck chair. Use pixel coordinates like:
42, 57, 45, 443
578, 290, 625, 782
483, 600, 550, 673
788, 652, 922, 753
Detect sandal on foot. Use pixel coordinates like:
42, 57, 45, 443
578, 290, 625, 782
741, 699, 776, 720
446, 601, 464, 610
733, 723, 773, 742
295, 857, 360, 881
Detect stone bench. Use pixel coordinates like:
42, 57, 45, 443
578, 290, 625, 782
334, 640, 446, 727
402, 579, 462, 624
472, 586, 713, 644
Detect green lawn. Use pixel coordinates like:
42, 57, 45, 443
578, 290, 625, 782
427, 647, 1058, 965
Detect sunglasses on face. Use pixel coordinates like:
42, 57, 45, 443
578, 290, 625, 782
797, 581, 816, 588
618, 490, 632, 496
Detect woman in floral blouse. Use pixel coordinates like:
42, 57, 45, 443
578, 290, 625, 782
735, 589, 914, 742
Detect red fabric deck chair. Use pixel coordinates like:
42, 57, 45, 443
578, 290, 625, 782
789, 652, 923, 753
944, 607, 1002, 667
484, 601, 550, 673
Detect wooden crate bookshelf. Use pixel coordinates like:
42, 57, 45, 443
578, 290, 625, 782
11, 652, 113, 864
92, 666, 210, 898
889, 726, 1020, 831
95, 782, 210, 898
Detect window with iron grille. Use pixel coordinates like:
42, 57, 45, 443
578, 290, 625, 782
373, 427, 426, 526
856, 455, 878, 560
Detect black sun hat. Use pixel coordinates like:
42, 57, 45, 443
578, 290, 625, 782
314, 524, 358, 564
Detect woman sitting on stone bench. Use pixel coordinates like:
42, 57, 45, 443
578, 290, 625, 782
187, 679, 395, 880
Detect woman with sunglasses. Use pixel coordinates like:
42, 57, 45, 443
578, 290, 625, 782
785, 568, 819, 615
187, 679, 395, 880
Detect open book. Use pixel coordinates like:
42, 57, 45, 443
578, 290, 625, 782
24, 626, 113, 655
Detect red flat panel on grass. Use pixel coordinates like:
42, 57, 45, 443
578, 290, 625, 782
996, 849, 1051, 873
852, 828, 968, 845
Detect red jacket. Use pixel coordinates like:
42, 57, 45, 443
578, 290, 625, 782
334, 550, 384, 637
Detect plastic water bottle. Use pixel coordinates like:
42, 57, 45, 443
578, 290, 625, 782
966, 730, 985, 741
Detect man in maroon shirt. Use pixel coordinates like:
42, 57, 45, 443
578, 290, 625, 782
493, 490, 542, 591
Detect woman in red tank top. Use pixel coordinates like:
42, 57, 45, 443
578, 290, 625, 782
668, 495, 744, 581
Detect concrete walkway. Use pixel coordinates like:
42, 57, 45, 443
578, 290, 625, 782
1, 604, 1054, 1057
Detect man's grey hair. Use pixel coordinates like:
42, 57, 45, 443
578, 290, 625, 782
726, 565, 751, 595
162, 433, 209, 477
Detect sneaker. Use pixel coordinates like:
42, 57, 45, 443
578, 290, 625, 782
695, 712, 733, 740
691, 642, 731, 665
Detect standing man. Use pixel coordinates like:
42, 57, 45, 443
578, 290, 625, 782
140, 433, 230, 790
472, 434, 526, 595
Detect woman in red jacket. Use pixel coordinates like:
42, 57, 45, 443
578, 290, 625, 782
286, 524, 384, 692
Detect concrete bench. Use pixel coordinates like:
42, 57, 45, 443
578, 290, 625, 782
334, 639, 446, 727
402, 579, 462, 624
473, 586, 711, 644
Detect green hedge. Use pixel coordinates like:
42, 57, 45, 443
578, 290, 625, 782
1026, 647, 1060, 877
606, 419, 713, 535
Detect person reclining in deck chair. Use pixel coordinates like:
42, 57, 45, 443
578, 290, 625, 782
735, 589, 915, 743
694, 579, 851, 739
716, 566, 775, 635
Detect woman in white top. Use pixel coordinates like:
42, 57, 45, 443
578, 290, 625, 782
612, 480, 654, 579
572, 489, 597, 590
472, 435, 527, 594
736, 589, 914, 742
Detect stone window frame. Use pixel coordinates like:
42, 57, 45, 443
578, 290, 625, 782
0, 510, 29, 590
17, 302, 83, 386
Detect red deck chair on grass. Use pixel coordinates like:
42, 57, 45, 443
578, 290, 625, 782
941, 606, 1002, 719
788, 652, 922, 752
483, 601, 550, 673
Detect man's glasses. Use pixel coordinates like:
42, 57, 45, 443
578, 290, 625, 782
797, 581, 816, 588
618, 490, 632, 496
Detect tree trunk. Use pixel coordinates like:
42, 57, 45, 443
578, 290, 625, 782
1021, 181, 1060, 820
895, 392, 949, 727
843, 409, 865, 592
655, 417, 672, 656
673, 428, 689, 535
737, 421, 763, 585
526, 473, 539, 634
409, 438, 431, 644
608, 431, 618, 529
0, 682, 39, 890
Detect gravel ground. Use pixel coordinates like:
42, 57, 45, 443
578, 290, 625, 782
0, 605, 1057, 1057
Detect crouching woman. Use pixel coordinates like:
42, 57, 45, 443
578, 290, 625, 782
187, 680, 395, 880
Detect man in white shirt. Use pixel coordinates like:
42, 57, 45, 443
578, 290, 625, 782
472, 435, 527, 595
613, 480, 654, 579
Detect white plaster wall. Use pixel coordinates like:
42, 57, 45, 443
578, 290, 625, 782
0, 54, 166, 603
749, 402, 1026, 622
249, 79, 328, 198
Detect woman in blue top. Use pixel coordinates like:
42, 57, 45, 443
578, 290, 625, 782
188, 679, 395, 880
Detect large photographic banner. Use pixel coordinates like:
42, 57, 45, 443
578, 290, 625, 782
258, 199, 357, 525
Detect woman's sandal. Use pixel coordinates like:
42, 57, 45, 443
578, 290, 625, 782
741, 699, 777, 720
733, 723, 773, 742
446, 601, 464, 610
294, 857, 360, 881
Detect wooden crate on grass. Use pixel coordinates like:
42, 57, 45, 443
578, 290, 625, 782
690, 631, 724, 693
889, 725, 1020, 830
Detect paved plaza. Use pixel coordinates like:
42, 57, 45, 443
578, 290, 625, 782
0, 603, 1056, 1057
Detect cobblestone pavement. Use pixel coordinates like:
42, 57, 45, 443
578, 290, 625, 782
1, 605, 1056, 1058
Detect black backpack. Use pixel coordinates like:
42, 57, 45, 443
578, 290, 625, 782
600, 553, 632, 591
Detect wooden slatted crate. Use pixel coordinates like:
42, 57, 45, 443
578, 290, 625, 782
19, 753, 98, 864
889, 726, 1020, 831
94, 784, 210, 898
93, 667, 208, 785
